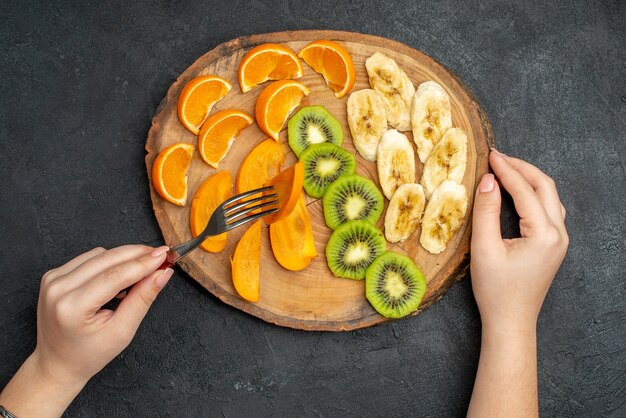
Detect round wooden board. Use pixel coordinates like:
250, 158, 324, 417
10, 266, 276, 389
145, 30, 494, 331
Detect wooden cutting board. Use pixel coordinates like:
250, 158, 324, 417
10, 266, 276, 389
145, 30, 494, 331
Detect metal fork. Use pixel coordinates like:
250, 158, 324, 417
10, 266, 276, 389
160, 185, 278, 269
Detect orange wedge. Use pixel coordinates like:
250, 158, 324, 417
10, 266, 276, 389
198, 109, 254, 168
263, 161, 304, 224
231, 219, 262, 302
178, 75, 231, 135
236, 139, 285, 194
152, 143, 195, 206
298, 40, 355, 99
190, 171, 233, 253
238, 43, 304, 93
255, 80, 310, 140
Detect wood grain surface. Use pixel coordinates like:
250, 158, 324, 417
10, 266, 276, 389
145, 30, 494, 331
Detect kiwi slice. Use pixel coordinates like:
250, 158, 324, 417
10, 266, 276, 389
323, 174, 384, 230
288, 105, 344, 157
365, 252, 427, 318
300, 143, 356, 198
326, 220, 386, 280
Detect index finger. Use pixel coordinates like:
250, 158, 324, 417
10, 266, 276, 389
73, 246, 168, 311
489, 151, 552, 234
499, 156, 566, 228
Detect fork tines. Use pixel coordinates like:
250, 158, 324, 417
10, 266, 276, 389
222, 185, 279, 230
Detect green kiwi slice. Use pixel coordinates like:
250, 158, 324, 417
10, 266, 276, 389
325, 220, 386, 280
288, 105, 344, 157
365, 252, 427, 318
323, 174, 384, 230
300, 143, 356, 198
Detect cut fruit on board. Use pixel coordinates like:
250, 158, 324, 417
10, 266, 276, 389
255, 80, 310, 140
238, 43, 304, 93
263, 161, 304, 224
298, 40, 356, 98
177, 75, 231, 135
151, 142, 195, 207
236, 139, 285, 194
269, 194, 317, 271
189, 171, 233, 253
198, 109, 254, 168
232, 220, 262, 302
145, 30, 494, 331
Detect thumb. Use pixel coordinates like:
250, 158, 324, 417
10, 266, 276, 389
472, 173, 503, 251
112, 268, 173, 333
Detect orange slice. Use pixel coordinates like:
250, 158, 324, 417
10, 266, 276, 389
198, 109, 254, 168
298, 40, 356, 99
236, 139, 285, 194
255, 80, 310, 140
238, 43, 304, 93
190, 171, 233, 253
263, 161, 304, 224
152, 143, 195, 206
231, 219, 262, 302
178, 75, 231, 135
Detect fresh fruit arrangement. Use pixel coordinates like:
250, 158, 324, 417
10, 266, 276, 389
151, 38, 471, 321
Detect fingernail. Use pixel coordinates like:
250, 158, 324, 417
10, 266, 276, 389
155, 268, 173, 289
490, 147, 506, 157
479, 173, 495, 193
151, 246, 169, 257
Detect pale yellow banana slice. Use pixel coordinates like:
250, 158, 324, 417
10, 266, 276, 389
420, 180, 468, 254
411, 81, 453, 163
347, 89, 388, 161
384, 183, 426, 243
421, 127, 468, 199
377, 129, 416, 199
365, 52, 415, 132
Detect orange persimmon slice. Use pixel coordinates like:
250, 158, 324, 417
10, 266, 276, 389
269, 194, 317, 271
189, 171, 233, 253
231, 219, 262, 302
263, 161, 304, 224
152, 142, 195, 206
198, 109, 254, 168
236, 139, 285, 194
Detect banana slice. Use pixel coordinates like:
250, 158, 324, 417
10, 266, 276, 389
411, 81, 453, 163
347, 89, 388, 161
384, 183, 426, 243
421, 128, 468, 199
377, 129, 416, 199
420, 180, 468, 254
365, 52, 415, 132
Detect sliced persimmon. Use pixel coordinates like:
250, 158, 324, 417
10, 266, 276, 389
263, 160, 304, 224
236, 139, 285, 194
255, 80, 310, 140
189, 171, 233, 253
152, 142, 195, 206
198, 109, 254, 168
178, 75, 231, 135
269, 194, 317, 271
238, 43, 304, 93
231, 219, 262, 302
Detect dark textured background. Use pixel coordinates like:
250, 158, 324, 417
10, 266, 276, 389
1, 0, 624, 416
